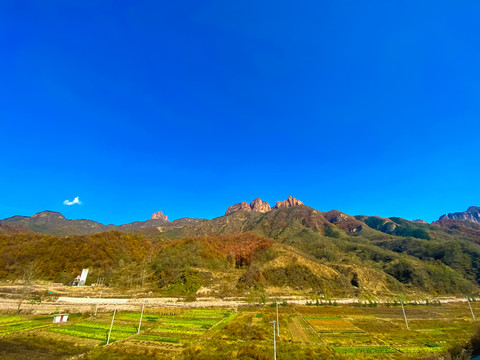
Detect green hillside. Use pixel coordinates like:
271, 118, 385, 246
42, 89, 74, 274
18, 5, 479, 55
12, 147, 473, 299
1, 205, 480, 298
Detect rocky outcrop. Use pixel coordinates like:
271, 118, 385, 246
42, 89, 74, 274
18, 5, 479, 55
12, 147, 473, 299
439, 206, 480, 224
273, 196, 303, 209
412, 219, 428, 224
225, 198, 271, 215
225, 201, 252, 214
250, 197, 271, 213
225, 196, 303, 215
152, 211, 169, 221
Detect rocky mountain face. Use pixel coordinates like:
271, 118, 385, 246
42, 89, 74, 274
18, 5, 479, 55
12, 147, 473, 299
225, 196, 301, 215
2, 203, 480, 243
225, 201, 251, 214
439, 206, 480, 224
225, 198, 272, 215
250, 197, 272, 213
152, 211, 169, 221
4, 203, 480, 297
273, 195, 303, 209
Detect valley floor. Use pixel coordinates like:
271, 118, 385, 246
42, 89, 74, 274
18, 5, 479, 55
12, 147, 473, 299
0, 289, 479, 359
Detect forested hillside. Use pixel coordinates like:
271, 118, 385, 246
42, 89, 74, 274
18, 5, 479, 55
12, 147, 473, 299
1, 204, 480, 298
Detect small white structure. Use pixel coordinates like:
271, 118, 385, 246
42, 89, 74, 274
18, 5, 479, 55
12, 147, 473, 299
79, 269, 89, 286
72, 269, 89, 286
53, 314, 69, 323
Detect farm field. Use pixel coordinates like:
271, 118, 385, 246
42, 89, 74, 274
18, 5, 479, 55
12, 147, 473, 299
0, 315, 54, 336
0, 301, 480, 359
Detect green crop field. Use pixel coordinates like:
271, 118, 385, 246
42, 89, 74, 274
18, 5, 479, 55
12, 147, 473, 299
1, 302, 480, 359
49, 321, 137, 343
0, 315, 52, 336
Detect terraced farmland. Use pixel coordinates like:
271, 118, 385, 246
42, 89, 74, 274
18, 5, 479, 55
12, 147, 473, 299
294, 302, 480, 359
1, 302, 480, 359
0, 315, 53, 336
130, 308, 231, 344
49, 320, 137, 343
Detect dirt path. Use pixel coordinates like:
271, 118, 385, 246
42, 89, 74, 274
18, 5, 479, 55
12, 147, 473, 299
288, 316, 311, 342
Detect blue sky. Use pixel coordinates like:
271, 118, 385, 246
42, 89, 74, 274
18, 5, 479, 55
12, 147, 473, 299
1, 1, 479, 224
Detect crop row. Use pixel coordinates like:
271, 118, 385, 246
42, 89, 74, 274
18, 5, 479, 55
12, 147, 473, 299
163, 318, 218, 327
49, 324, 136, 342
160, 322, 211, 331
334, 346, 396, 354
180, 309, 229, 318
305, 316, 341, 320
396, 346, 444, 354
72, 321, 137, 332
151, 327, 204, 335
116, 313, 177, 321
136, 334, 180, 343
0, 316, 26, 325
0, 321, 51, 335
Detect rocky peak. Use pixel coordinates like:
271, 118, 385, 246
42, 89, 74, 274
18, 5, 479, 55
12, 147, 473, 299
439, 206, 480, 224
250, 197, 271, 213
225, 201, 252, 215
225, 198, 271, 215
225, 196, 304, 215
152, 211, 169, 221
273, 196, 303, 209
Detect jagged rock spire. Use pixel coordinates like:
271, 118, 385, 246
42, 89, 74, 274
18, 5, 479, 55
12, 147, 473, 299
152, 211, 169, 221
225, 196, 303, 215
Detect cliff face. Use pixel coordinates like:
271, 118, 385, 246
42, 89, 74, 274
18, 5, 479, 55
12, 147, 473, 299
152, 211, 169, 221
439, 206, 480, 224
273, 195, 303, 209
250, 198, 271, 213
225, 196, 302, 215
225, 198, 271, 215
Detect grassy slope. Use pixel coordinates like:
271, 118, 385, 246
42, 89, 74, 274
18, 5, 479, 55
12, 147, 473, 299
1, 206, 480, 297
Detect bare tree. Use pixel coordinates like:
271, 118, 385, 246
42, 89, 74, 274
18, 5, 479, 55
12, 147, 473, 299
16, 260, 41, 314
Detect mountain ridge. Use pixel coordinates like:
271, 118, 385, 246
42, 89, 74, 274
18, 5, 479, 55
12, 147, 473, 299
439, 206, 480, 224
2, 204, 480, 297
2, 204, 480, 237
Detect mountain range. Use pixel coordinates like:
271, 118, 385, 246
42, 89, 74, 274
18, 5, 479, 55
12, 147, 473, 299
1, 197, 480, 298
0, 197, 477, 237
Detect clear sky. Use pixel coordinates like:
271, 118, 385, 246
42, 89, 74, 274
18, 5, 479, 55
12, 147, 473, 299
1, 1, 479, 224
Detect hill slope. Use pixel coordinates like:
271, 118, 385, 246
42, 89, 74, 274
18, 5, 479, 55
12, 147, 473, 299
2, 204, 480, 298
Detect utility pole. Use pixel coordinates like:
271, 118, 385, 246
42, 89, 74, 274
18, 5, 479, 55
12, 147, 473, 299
400, 298, 409, 330
269, 320, 276, 360
106, 305, 117, 345
138, 299, 146, 333
467, 297, 476, 321
94, 291, 102, 317
276, 300, 279, 337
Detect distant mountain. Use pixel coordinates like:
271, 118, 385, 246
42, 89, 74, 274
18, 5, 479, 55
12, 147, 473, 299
439, 206, 480, 224
0, 210, 169, 236
3, 204, 480, 296
0, 211, 114, 236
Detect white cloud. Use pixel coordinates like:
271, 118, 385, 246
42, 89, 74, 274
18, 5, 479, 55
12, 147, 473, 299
63, 196, 82, 206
